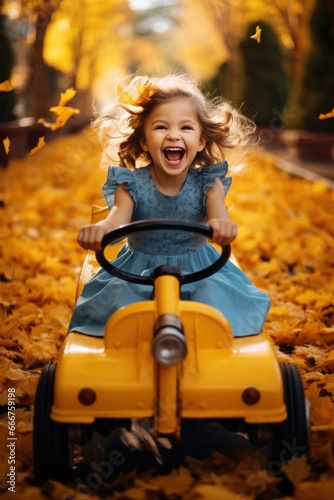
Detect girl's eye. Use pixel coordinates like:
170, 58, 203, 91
182, 125, 193, 130
155, 125, 166, 130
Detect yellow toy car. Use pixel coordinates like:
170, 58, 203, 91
33, 205, 309, 484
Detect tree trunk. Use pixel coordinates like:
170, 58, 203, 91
28, 1, 58, 117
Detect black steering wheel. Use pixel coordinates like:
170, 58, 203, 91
95, 219, 231, 285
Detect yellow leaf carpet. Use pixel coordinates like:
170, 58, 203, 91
0, 131, 333, 499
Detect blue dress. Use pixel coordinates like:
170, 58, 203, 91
68, 163, 270, 337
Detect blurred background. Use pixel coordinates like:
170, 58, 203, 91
0, 0, 333, 138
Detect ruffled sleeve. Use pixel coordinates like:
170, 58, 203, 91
202, 161, 231, 193
102, 166, 137, 210
201, 161, 232, 208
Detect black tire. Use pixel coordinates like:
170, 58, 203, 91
270, 363, 309, 462
33, 363, 73, 485
247, 363, 309, 464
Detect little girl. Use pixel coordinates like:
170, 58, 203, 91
68, 74, 270, 337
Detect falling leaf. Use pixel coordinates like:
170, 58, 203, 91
29, 136, 45, 155
0, 79, 13, 91
2, 137, 10, 155
38, 106, 80, 131
37, 88, 80, 131
319, 108, 334, 120
250, 25, 261, 43
50, 105, 80, 119
58, 87, 76, 106
37, 117, 56, 130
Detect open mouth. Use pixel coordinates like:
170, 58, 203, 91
163, 147, 185, 164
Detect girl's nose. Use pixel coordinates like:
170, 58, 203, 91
166, 129, 181, 140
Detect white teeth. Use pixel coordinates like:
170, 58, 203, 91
163, 147, 185, 163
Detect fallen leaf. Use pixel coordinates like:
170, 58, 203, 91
22, 341, 56, 368
136, 466, 193, 495
190, 484, 249, 499
295, 476, 334, 500
282, 455, 312, 486
111, 486, 146, 499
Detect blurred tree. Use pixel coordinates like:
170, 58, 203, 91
1, 0, 130, 117
0, 2, 16, 122
171, 0, 227, 81
259, 0, 313, 86
127, 0, 178, 75
188, 0, 312, 97
43, 0, 133, 109
193, 0, 244, 99
289, 0, 334, 132
44, 0, 131, 87
204, 61, 232, 98
238, 21, 290, 126
21, 0, 61, 117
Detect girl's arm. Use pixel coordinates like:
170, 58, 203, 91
206, 177, 238, 246
77, 184, 134, 251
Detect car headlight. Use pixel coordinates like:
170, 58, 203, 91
152, 314, 187, 365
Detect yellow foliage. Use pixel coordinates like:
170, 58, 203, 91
43, 0, 132, 88
282, 455, 312, 486
0, 132, 333, 497
190, 483, 251, 499
295, 477, 334, 500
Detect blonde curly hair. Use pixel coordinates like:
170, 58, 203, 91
93, 74, 257, 170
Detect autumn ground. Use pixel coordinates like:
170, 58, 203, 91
0, 130, 334, 499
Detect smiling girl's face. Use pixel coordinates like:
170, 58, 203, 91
140, 97, 207, 189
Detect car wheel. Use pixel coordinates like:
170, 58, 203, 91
33, 363, 73, 485
247, 363, 309, 464
270, 362, 310, 462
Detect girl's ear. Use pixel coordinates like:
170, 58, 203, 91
140, 137, 149, 152
197, 136, 207, 152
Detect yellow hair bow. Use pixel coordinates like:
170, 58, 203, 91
117, 79, 158, 106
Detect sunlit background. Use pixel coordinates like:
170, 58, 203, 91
0, 3, 334, 496
0, 0, 333, 134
